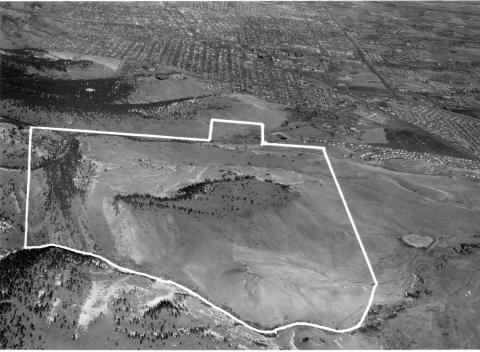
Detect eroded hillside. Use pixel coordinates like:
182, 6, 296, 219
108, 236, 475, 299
0, 248, 275, 349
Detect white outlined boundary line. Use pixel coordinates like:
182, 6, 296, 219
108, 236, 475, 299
23, 118, 379, 335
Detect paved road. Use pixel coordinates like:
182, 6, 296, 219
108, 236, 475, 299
324, 5, 398, 98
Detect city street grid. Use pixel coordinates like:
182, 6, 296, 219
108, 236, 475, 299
23, 119, 379, 335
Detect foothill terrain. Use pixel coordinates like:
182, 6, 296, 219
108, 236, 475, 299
1, 1, 480, 349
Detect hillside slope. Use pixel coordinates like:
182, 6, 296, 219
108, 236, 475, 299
27, 132, 373, 330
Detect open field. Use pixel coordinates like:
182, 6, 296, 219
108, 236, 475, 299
27, 130, 372, 330
19, 128, 480, 348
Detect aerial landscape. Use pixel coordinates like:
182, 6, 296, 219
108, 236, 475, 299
1, 1, 480, 350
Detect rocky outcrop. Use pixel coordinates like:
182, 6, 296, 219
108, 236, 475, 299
401, 234, 434, 248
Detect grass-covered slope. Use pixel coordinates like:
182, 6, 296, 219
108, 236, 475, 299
27, 133, 373, 330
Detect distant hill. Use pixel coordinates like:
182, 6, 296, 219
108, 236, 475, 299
0, 2, 69, 49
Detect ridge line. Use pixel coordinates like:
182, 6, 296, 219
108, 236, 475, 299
23, 118, 378, 335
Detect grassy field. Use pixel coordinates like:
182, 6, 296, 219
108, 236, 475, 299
27, 131, 373, 330
8, 125, 480, 343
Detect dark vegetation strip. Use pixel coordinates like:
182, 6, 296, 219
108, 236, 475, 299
0, 49, 134, 112
1, 48, 215, 115
0, 48, 93, 75
0, 115, 37, 127
114, 175, 292, 217
43, 138, 87, 215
